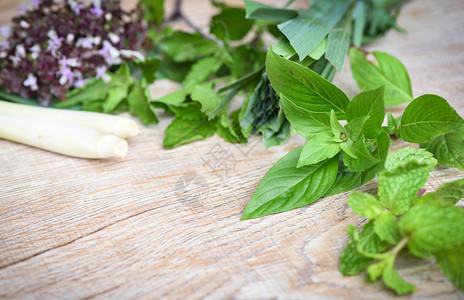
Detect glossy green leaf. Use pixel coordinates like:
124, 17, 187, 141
210, 7, 253, 41
127, 80, 158, 125
326, 13, 351, 71
350, 48, 412, 106
266, 47, 350, 118
346, 86, 385, 139
382, 256, 416, 295
160, 31, 218, 62
400, 94, 464, 143
241, 148, 339, 220
244, 0, 298, 22
297, 132, 340, 167
422, 127, 464, 170
343, 139, 381, 172
278, 0, 351, 60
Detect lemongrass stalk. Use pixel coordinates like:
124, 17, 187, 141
0, 100, 139, 138
0, 113, 128, 159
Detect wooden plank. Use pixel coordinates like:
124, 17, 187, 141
1, 0, 464, 299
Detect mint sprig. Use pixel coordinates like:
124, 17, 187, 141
340, 147, 464, 294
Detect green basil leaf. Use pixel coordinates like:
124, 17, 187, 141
343, 138, 381, 172
297, 132, 341, 167
399, 94, 464, 143
191, 85, 222, 118
414, 178, 464, 207
346, 86, 385, 139
266, 47, 350, 118
160, 31, 218, 63
348, 191, 382, 219
127, 80, 158, 125
326, 12, 351, 71
349, 48, 412, 106
422, 127, 464, 171
241, 148, 339, 220
277, 0, 351, 60
399, 203, 464, 258
210, 7, 253, 41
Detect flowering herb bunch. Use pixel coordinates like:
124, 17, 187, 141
0, 0, 148, 106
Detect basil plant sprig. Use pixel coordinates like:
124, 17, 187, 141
241, 47, 464, 220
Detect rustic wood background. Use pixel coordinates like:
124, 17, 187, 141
1, 0, 464, 299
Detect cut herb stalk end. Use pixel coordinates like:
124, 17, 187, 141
0, 113, 128, 159
0, 101, 139, 138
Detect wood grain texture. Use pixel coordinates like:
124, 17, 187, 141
1, 0, 464, 299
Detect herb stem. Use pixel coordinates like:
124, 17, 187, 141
391, 236, 410, 256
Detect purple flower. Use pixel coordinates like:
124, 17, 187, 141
30, 44, 41, 59
90, 7, 104, 16
95, 65, 107, 79
46, 30, 63, 52
20, 20, 30, 29
30, 0, 42, 8
0, 25, 10, 38
57, 66, 74, 85
1, 41, 10, 51
98, 40, 121, 65
76, 37, 93, 49
23, 73, 38, 91
16, 45, 26, 58
108, 33, 120, 44
9, 55, 21, 66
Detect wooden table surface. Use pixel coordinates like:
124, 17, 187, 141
1, 0, 464, 299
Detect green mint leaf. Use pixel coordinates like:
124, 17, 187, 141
378, 161, 432, 215
277, 0, 351, 60
210, 7, 253, 41
348, 191, 382, 219
347, 224, 389, 260
266, 47, 350, 118
297, 132, 341, 167
160, 31, 218, 63
422, 127, 464, 171
346, 86, 385, 139
326, 12, 351, 71
343, 139, 381, 172
399, 203, 464, 258
384, 147, 437, 171
349, 48, 412, 106
374, 210, 401, 245
153, 87, 191, 107
382, 256, 416, 295
127, 80, 158, 125
399, 94, 464, 143
340, 221, 388, 276
367, 259, 389, 282
163, 102, 215, 149
434, 246, 464, 291
244, 1, 298, 22
241, 148, 339, 220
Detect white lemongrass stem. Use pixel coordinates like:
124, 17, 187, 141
0, 101, 139, 138
0, 113, 128, 159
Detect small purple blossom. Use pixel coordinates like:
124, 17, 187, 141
76, 37, 93, 49
16, 45, 26, 58
0, 26, 11, 38
90, 7, 104, 16
95, 65, 107, 79
98, 40, 121, 65
23, 73, 38, 91
1, 0, 148, 103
